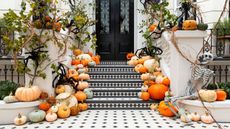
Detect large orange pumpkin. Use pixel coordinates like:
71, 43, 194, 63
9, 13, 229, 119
74, 91, 87, 102
158, 101, 177, 117
126, 53, 135, 60
148, 84, 169, 100
141, 92, 150, 101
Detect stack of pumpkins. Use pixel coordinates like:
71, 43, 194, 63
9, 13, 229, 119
13, 49, 100, 126
126, 53, 170, 102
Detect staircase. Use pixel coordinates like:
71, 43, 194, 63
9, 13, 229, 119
87, 61, 154, 109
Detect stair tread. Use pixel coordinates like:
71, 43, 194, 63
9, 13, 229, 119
92, 65, 133, 68
89, 79, 143, 82
92, 87, 141, 90
86, 97, 155, 103
89, 72, 139, 75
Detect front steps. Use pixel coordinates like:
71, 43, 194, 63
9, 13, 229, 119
87, 61, 154, 109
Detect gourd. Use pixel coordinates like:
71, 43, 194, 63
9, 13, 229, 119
197, 23, 208, 31
39, 102, 51, 111
158, 101, 177, 117
78, 103, 88, 111
45, 112, 57, 122
28, 110, 46, 123
77, 81, 89, 90
182, 20, 197, 30
88, 61, 96, 67
74, 91, 87, 102
84, 88, 93, 99
216, 89, 227, 101
78, 73, 90, 81
77, 54, 92, 60
140, 92, 150, 101
3, 94, 18, 103
148, 84, 169, 100
70, 105, 80, 116
126, 53, 135, 60
57, 105, 71, 118
143, 59, 159, 73
50, 105, 58, 113
201, 112, 214, 124
15, 85, 41, 102
191, 112, 200, 121
14, 114, 27, 125
198, 90, 217, 102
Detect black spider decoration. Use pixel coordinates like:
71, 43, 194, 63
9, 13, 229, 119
135, 46, 163, 58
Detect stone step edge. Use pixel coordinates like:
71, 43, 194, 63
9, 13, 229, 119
90, 65, 133, 68
88, 72, 139, 75
89, 79, 143, 82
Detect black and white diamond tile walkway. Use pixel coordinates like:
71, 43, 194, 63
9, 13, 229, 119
1, 110, 230, 129
87, 61, 155, 109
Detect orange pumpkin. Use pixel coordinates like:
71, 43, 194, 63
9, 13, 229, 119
141, 92, 150, 101
57, 105, 70, 118
73, 49, 82, 56
78, 73, 90, 81
158, 101, 177, 117
74, 91, 87, 102
162, 77, 170, 86
139, 66, 148, 74
216, 90, 227, 101
182, 20, 197, 30
55, 85, 65, 94
148, 84, 169, 100
126, 53, 135, 60
149, 23, 157, 32
47, 96, 56, 105
144, 80, 156, 86
92, 55, 100, 65
81, 59, 90, 66
39, 102, 51, 111
71, 59, 81, 65
70, 105, 80, 116
77, 81, 89, 90
78, 103, 88, 111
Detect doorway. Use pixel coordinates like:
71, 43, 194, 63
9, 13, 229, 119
96, 0, 134, 60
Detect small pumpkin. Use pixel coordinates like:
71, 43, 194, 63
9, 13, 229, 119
182, 20, 197, 30
199, 90, 217, 102
143, 59, 159, 73
78, 68, 87, 74
191, 112, 200, 122
73, 49, 82, 56
77, 54, 92, 60
3, 94, 18, 103
55, 85, 65, 94
40, 92, 49, 99
74, 91, 87, 102
126, 52, 135, 60
138, 66, 148, 74
78, 103, 88, 111
216, 89, 227, 101
81, 59, 90, 66
155, 75, 164, 84
141, 73, 151, 81
144, 80, 155, 86
28, 110, 46, 123
138, 58, 145, 64
162, 77, 170, 86
14, 113, 27, 126
57, 105, 71, 118
78, 73, 90, 81
50, 105, 58, 113
92, 55, 100, 65
150, 103, 158, 110
148, 84, 169, 100
71, 59, 81, 65
134, 64, 143, 73
76, 64, 84, 69
140, 92, 150, 101
15, 85, 41, 102
45, 112, 57, 122
158, 101, 177, 117
84, 88, 93, 99
88, 61, 96, 67
201, 112, 214, 124
180, 113, 192, 123
47, 96, 57, 105
39, 102, 51, 111
70, 105, 80, 116
77, 81, 89, 90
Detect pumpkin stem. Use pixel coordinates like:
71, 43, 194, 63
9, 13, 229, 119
18, 113, 22, 118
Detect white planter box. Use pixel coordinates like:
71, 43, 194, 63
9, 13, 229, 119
179, 100, 230, 122
0, 100, 40, 125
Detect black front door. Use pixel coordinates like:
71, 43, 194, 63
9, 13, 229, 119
96, 0, 134, 60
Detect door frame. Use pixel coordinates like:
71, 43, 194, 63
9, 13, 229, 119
95, 0, 135, 60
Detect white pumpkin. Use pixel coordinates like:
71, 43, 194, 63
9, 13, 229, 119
50, 105, 58, 113
45, 112, 57, 122
201, 112, 214, 124
3, 95, 18, 103
199, 90, 217, 102
180, 113, 192, 123
191, 112, 201, 121
56, 93, 78, 107
14, 114, 27, 125
143, 59, 159, 73
77, 54, 92, 60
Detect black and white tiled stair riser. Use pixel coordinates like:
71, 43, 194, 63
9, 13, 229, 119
88, 61, 153, 110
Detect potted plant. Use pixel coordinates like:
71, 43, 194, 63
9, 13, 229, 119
214, 18, 230, 58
